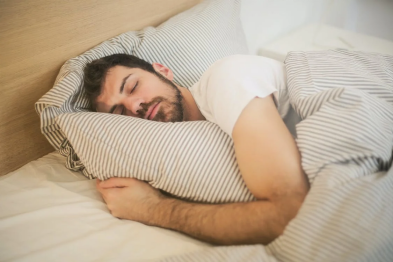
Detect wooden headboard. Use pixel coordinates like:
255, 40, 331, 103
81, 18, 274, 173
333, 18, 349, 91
0, 0, 201, 176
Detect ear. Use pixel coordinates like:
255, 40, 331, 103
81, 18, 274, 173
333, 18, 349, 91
152, 63, 174, 81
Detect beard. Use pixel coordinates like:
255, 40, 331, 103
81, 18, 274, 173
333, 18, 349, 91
136, 73, 184, 122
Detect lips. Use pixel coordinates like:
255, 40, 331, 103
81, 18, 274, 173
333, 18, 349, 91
147, 102, 160, 120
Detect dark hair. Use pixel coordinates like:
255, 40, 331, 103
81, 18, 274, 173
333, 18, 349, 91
83, 54, 156, 110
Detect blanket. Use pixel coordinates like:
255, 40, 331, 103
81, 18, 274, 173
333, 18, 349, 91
161, 49, 393, 262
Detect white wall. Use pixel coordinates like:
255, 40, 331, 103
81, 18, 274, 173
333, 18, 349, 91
241, 0, 393, 55
326, 0, 393, 40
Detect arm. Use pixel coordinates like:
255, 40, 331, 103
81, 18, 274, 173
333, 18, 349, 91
153, 194, 302, 245
98, 178, 293, 245
97, 96, 309, 245
232, 96, 309, 238
233, 96, 309, 204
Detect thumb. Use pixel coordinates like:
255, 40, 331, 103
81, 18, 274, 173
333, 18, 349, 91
98, 177, 138, 189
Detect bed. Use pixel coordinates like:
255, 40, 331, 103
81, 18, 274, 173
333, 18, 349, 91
1, 0, 393, 261
1, 1, 211, 260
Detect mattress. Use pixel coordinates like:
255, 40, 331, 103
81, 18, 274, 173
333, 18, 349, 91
0, 152, 210, 262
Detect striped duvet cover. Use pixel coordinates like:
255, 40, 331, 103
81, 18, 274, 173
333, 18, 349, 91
161, 50, 393, 261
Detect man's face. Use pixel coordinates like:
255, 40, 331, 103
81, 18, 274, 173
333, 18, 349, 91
96, 65, 184, 122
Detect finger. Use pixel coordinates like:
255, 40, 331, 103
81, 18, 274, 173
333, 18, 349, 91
100, 187, 123, 205
98, 177, 138, 189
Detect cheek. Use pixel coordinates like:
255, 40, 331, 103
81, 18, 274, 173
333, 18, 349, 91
158, 82, 175, 97
159, 101, 171, 114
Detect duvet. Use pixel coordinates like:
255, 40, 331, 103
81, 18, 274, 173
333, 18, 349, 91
162, 49, 393, 261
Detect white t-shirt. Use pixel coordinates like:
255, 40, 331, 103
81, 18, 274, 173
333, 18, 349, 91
190, 55, 291, 137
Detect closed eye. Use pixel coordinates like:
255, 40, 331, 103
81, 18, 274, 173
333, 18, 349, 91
119, 81, 137, 115
131, 81, 138, 93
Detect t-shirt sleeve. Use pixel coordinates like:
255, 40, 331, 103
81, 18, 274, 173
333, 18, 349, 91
194, 55, 284, 137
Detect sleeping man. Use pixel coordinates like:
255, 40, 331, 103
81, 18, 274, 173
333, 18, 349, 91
83, 53, 309, 245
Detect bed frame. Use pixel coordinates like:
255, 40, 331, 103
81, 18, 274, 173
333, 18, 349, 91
0, 0, 201, 176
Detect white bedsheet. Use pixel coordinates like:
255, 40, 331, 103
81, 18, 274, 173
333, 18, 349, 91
0, 152, 210, 262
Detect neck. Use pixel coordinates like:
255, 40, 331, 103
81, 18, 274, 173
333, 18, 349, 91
178, 86, 205, 121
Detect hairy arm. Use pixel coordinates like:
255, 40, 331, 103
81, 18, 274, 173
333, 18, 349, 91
150, 194, 302, 245
97, 96, 309, 245
98, 178, 292, 245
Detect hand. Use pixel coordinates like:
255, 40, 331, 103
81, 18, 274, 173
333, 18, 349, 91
96, 177, 166, 224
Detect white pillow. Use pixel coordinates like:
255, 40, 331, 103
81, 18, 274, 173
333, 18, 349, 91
37, 0, 255, 203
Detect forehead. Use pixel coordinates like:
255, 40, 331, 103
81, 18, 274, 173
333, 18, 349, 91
104, 65, 137, 87
101, 66, 143, 94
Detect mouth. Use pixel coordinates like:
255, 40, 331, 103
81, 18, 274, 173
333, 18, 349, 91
147, 102, 161, 120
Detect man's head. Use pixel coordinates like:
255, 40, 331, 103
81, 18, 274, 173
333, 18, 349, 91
83, 54, 184, 122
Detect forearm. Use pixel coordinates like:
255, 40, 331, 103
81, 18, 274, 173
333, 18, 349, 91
97, 177, 305, 245
148, 195, 303, 245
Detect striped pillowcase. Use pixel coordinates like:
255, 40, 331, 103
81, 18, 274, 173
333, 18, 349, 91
36, 0, 255, 203
57, 113, 255, 203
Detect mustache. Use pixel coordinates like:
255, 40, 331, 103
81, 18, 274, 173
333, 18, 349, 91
137, 97, 164, 118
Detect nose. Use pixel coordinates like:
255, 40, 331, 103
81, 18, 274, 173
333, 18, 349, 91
121, 96, 144, 116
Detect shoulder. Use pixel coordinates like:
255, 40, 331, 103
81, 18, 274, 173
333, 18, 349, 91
208, 55, 284, 78
192, 55, 284, 90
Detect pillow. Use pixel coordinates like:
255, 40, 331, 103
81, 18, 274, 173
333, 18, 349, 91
36, 0, 254, 203
57, 113, 255, 203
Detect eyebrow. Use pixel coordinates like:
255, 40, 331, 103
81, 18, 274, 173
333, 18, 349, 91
108, 74, 132, 114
